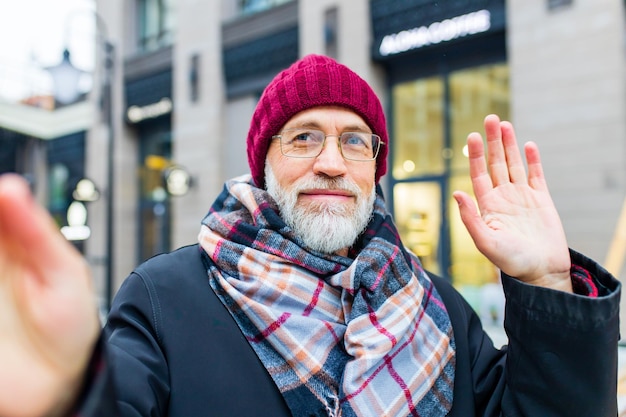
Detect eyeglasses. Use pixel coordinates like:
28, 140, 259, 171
272, 129, 384, 161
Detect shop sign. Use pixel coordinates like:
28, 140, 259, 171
127, 97, 173, 124
379, 9, 491, 57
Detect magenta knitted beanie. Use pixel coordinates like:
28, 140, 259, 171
246, 54, 388, 188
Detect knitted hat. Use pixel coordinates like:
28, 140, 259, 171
246, 54, 388, 188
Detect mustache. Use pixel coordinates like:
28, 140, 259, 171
291, 175, 361, 195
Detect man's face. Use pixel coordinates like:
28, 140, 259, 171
265, 106, 378, 256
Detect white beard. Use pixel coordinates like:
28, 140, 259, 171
265, 165, 376, 255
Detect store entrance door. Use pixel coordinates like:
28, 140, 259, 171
390, 63, 509, 290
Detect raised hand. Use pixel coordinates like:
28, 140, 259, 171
453, 115, 572, 292
0, 174, 100, 417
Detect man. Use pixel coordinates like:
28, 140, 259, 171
0, 54, 620, 417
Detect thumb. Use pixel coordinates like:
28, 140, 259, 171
453, 191, 486, 248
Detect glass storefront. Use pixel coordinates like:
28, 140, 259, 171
392, 75, 445, 180
391, 63, 510, 288
393, 181, 442, 274
138, 119, 172, 262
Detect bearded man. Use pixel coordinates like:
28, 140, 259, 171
0, 54, 620, 417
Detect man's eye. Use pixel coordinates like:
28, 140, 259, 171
343, 133, 368, 147
293, 132, 312, 142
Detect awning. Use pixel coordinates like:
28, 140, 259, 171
0, 99, 93, 140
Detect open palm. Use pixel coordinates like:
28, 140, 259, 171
0, 174, 100, 417
453, 115, 572, 291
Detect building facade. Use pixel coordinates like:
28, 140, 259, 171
71, 0, 625, 321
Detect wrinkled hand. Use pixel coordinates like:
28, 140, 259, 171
453, 115, 572, 292
0, 174, 100, 417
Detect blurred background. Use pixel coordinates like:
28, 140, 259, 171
1, 0, 625, 409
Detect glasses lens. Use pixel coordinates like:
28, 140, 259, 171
340, 132, 380, 161
280, 129, 324, 157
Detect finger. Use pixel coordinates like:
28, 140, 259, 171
0, 174, 80, 283
524, 141, 548, 191
500, 121, 527, 183
453, 191, 492, 254
484, 114, 509, 186
466, 132, 493, 200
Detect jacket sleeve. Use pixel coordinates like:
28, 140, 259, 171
432, 249, 620, 417
70, 270, 169, 417
100, 270, 171, 417
73, 337, 120, 417
499, 250, 620, 416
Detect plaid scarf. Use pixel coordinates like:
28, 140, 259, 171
198, 175, 455, 417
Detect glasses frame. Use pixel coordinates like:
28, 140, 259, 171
271, 129, 385, 162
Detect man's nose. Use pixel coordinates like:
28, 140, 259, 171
312, 136, 347, 177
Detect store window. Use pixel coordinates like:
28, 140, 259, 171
324, 7, 338, 59
137, 0, 175, 53
46, 133, 86, 225
138, 122, 172, 261
393, 182, 442, 274
0, 133, 18, 174
392, 76, 444, 179
391, 63, 510, 288
48, 163, 71, 226
448, 64, 510, 285
238, 0, 293, 16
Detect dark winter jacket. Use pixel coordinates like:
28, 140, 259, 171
78, 244, 620, 417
